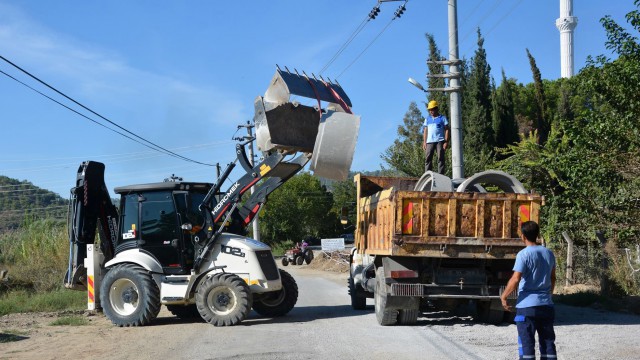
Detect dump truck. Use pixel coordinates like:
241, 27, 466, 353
348, 170, 544, 325
64, 67, 360, 327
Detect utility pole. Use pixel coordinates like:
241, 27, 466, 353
422, 0, 463, 179
238, 121, 261, 241
447, 0, 463, 179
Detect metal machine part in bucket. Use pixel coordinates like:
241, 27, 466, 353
309, 110, 360, 181
254, 97, 320, 153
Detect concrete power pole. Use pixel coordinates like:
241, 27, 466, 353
447, 0, 464, 179
556, 0, 578, 78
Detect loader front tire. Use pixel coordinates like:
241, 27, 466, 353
100, 264, 161, 327
252, 269, 298, 317
196, 273, 252, 326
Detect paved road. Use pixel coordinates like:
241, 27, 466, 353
159, 265, 490, 360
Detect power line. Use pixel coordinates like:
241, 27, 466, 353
337, 18, 396, 79
318, 14, 371, 75
0, 55, 214, 167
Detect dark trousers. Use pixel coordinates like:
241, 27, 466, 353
425, 141, 445, 174
515, 306, 557, 359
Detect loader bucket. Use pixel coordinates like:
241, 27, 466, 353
310, 110, 360, 181
254, 68, 360, 180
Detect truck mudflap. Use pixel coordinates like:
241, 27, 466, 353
254, 67, 360, 181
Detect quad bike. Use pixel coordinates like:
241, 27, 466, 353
281, 247, 314, 266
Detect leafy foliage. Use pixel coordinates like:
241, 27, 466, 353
381, 102, 425, 176
462, 29, 495, 176
259, 172, 339, 244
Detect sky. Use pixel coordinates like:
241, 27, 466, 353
0, 0, 631, 200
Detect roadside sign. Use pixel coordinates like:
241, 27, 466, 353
321, 238, 345, 251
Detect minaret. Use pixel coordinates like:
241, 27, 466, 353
556, 0, 578, 78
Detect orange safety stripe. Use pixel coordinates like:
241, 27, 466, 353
88, 275, 95, 304
402, 201, 414, 234
519, 204, 530, 225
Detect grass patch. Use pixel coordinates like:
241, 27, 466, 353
0, 289, 85, 317
49, 316, 89, 326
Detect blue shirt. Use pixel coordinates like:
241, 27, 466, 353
423, 115, 449, 143
513, 245, 555, 308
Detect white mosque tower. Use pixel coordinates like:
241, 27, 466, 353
556, 0, 578, 78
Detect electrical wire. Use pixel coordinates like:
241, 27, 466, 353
337, 18, 395, 79
318, 14, 371, 76
0, 55, 214, 167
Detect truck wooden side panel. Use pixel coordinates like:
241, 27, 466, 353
354, 174, 543, 260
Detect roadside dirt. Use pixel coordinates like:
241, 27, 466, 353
1, 253, 639, 360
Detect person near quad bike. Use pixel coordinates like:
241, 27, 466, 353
281, 239, 314, 266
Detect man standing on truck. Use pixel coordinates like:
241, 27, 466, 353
500, 221, 557, 359
422, 100, 449, 174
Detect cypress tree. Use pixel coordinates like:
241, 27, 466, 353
492, 69, 519, 149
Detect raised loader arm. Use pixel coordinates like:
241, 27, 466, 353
64, 161, 118, 290
193, 67, 361, 271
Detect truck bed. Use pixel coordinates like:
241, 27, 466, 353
354, 174, 543, 259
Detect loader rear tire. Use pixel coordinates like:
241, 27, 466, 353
100, 264, 161, 327
196, 273, 252, 326
252, 269, 298, 317
375, 266, 398, 326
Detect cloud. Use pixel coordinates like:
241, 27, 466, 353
0, 2, 246, 133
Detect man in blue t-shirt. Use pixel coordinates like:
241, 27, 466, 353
422, 100, 449, 174
501, 221, 557, 359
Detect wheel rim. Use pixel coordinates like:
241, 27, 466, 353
207, 286, 237, 316
109, 278, 139, 316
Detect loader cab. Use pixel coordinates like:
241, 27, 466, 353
114, 181, 212, 275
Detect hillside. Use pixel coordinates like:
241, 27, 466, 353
0, 176, 68, 232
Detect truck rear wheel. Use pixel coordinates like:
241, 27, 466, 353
475, 300, 504, 324
196, 273, 252, 326
398, 308, 419, 325
252, 269, 298, 317
100, 263, 161, 327
348, 276, 367, 310
375, 267, 397, 326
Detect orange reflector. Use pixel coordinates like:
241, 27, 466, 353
390, 270, 418, 279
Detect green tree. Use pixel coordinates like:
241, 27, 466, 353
462, 29, 495, 176
259, 173, 337, 244
526, 49, 550, 144
381, 102, 425, 177
425, 33, 449, 117
492, 69, 519, 149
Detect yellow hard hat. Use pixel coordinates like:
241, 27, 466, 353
427, 100, 438, 110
